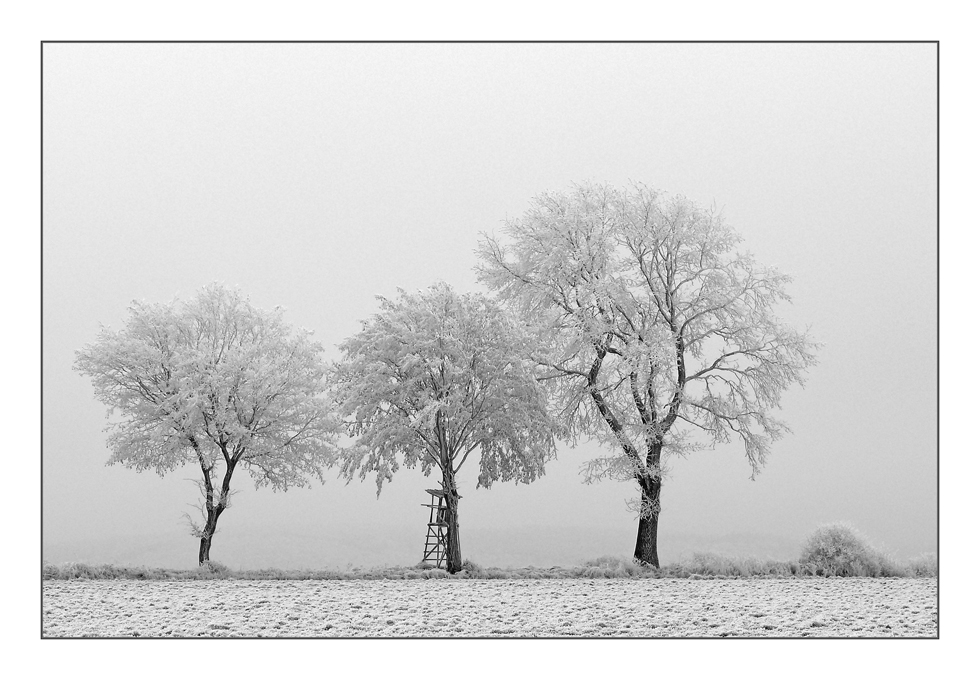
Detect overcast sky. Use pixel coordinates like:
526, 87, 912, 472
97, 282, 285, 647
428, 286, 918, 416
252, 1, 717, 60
42, 42, 937, 569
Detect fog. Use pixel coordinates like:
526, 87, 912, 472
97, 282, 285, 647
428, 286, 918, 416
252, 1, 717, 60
42, 43, 937, 569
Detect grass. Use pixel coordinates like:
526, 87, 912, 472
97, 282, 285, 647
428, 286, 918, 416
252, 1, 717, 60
43, 523, 936, 581
42, 561, 245, 581
42, 553, 936, 581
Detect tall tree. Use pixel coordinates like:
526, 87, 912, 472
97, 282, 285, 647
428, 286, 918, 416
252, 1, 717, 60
332, 282, 559, 573
74, 284, 337, 565
477, 182, 818, 567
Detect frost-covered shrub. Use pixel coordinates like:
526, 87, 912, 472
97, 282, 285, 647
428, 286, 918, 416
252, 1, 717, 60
461, 559, 487, 577
45, 562, 117, 579
907, 552, 937, 577
422, 568, 450, 579
582, 565, 613, 578
799, 523, 904, 577
197, 560, 231, 577
43, 562, 183, 580
686, 553, 798, 577
660, 553, 796, 578
690, 552, 740, 576
580, 556, 647, 577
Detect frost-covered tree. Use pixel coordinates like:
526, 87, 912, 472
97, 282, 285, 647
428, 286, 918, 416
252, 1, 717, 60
74, 284, 337, 565
332, 282, 559, 573
477, 182, 818, 567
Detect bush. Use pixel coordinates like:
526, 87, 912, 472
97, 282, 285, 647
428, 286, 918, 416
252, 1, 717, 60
43, 562, 183, 580
799, 523, 905, 577
578, 556, 655, 578
45, 562, 121, 579
460, 559, 487, 577
422, 568, 450, 579
665, 553, 796, 578
690, 552, 741, 576
907, 552, 938, 577
196, 560, 231, 577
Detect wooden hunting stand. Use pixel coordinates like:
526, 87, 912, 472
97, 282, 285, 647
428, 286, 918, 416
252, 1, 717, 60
420, 488, 453, 568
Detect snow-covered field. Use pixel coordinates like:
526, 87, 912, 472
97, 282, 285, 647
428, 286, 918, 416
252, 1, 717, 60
42, 577, 937, 638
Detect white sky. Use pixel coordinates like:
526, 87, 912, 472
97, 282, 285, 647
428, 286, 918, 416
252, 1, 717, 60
41, 42, 938, 572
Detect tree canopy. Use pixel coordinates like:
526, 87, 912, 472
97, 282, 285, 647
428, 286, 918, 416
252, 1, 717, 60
333, 281, 559, 491
477, 181, 818, 565
332, 282, 561, 572
74, 283, 337, 563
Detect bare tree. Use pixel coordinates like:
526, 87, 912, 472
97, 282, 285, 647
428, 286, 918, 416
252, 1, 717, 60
74, 284, 337, 565
332, 282, 560, 573
477, 182, 818, 567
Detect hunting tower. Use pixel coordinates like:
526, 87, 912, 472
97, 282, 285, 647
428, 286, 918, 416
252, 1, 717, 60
421, 488, 449, 568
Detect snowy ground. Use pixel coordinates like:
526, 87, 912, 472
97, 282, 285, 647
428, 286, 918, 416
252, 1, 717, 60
42, 577, 937, 638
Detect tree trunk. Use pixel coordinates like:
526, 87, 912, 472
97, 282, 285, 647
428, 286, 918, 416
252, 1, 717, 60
441, 466, 463, 574
633, 481, 662, 568
198, 502, 226, 565
198, 512, 218, 565
633, 440, 663, 568
197, 461, 235, 566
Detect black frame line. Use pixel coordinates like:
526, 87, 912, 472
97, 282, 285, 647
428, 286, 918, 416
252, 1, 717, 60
39, 39, 940, 642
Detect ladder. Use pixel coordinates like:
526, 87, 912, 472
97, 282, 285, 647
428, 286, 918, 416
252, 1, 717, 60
421, 488, 448, 568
